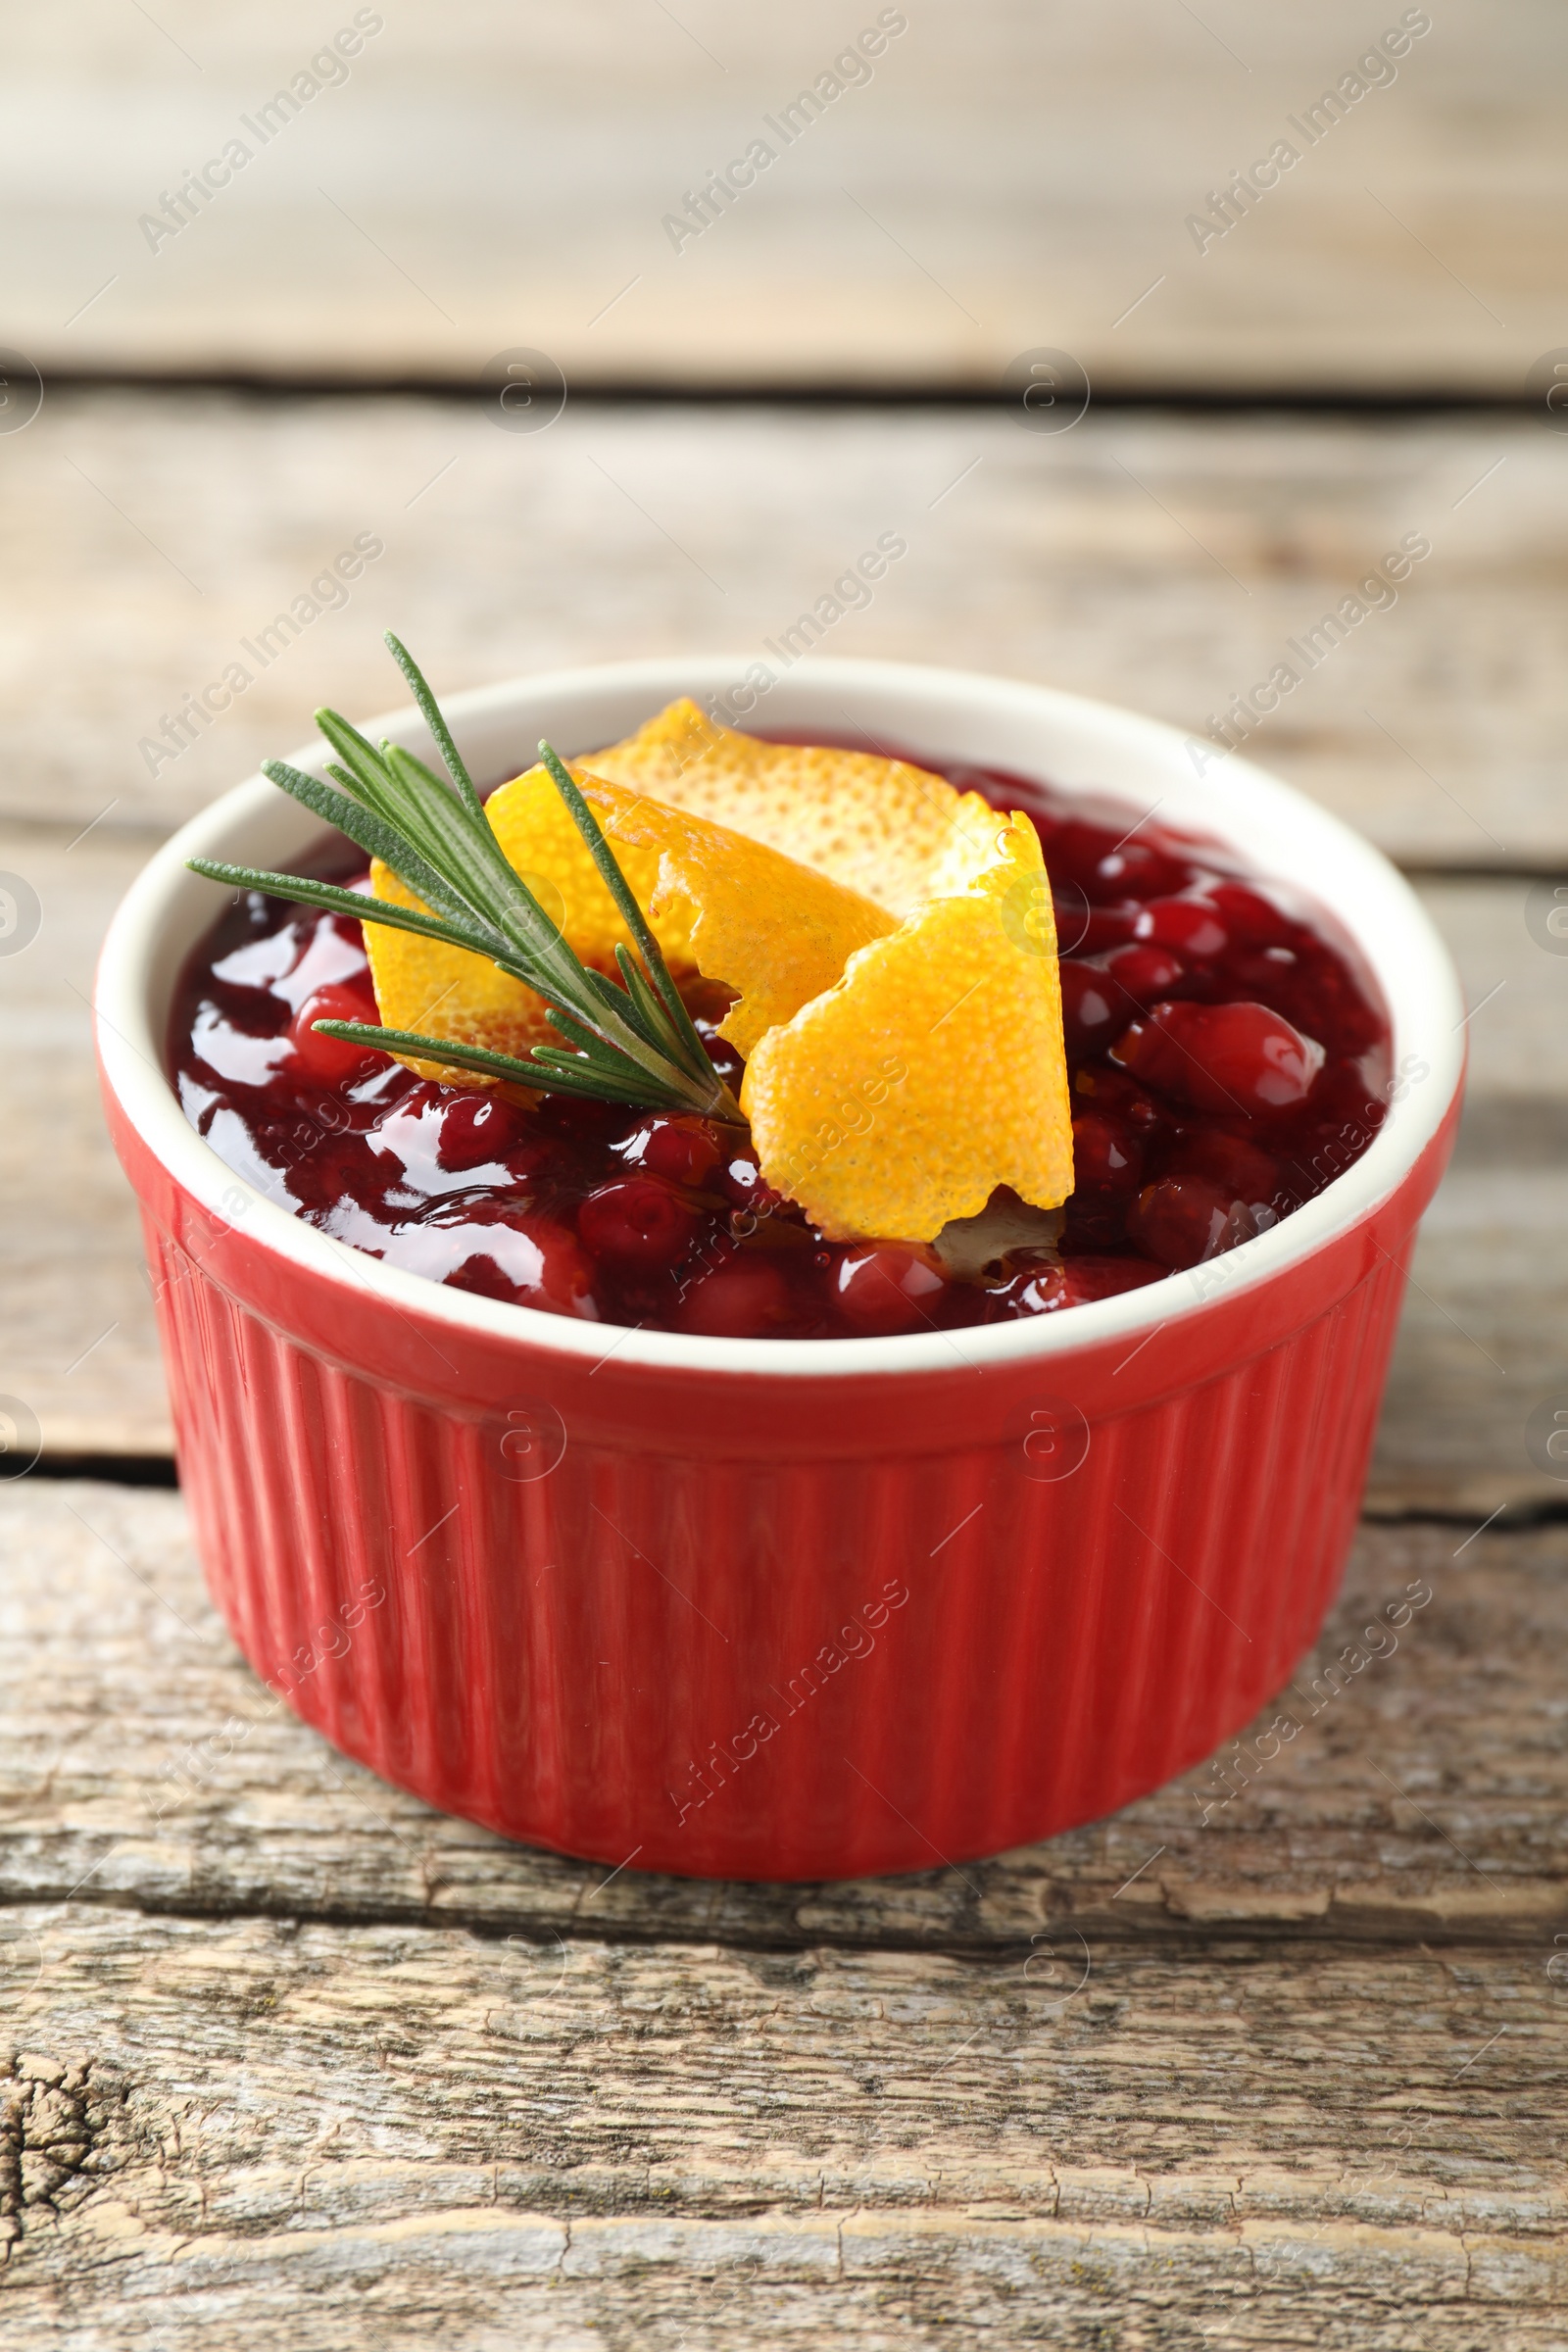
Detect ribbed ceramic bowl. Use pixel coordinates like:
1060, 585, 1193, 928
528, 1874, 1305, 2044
97, 657, 1463, 1881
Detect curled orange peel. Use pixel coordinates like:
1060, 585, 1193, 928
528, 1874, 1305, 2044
587, 698, 1003, 919
363, 725, 1074, 1246
583, 778, 893, 1058
365, 760, 890, 1080
740, 813, 1074, 1243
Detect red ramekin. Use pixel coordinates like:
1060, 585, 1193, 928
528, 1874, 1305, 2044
96, 658, 1463, 1881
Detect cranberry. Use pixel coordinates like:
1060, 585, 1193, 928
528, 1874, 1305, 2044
578, 1176, 702, 1272
831, 1244, 948, 1336
628, 1114, 726, 1189
442, 1209, 598, 1317
432, 1090, 530, 1171
675, 1256, 794, 1337
1138, 895, 1228, 959
993, 1258, 1070, 1314
1070, 1112, 1142, 1194
1072, 1067, 1168, 1137
305, 1130, 392, 1209
1093, 841, 1190, 900
1074, 903, 1140, 954
994, 1252, 1164, 1316
1064, 1110, 1144, 1247
1050, 881, 1092, 956
1128, 1175, 1238, 1270
1048, 817, 1194, 905
698, 1030, 746, 1089
1111, 1001, 1325, 1115
1042, 817, 1127, 897
1058, 960, 1122, 1060
442, 1256, 514, 1305
1225, 948, 1298, 993
1206, 882, 1291, 947
504, 1139, 567, 1186
288, 982, 382, 1085
713, 1149, 787, 1218
1056, 1254, 1167, 1306
1170, 1128, 1279, 1206
1103, 943, 1185, 1004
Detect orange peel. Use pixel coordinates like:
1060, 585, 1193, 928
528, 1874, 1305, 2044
583, 777, 893, 1058
740, 812, 1074, 1242
361, 723, 1074, 1248
587, 698, 1001, 919
365, 760, 891, 1080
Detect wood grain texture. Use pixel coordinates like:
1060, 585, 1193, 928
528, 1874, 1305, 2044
5, 397, 1564, 867
2, 1917, 1564, 2349
6, 0, 1565, 393
0, 824, 171, 1459
2, 1493, 1567, 2345
1367, 1105, 1568, 1517
1364, 878, 1568, 1515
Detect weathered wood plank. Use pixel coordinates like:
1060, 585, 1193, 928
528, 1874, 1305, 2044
2, 1910, 1565, 2348
3, 1489, 1563, 1955
1366, 1109, 1568, 1516
0, 824, 172, 1459
1367, 875, 1568, 1515
6, 1493, 1568, 2339
3, 399, 1565, 867
8, 0, 1565, 394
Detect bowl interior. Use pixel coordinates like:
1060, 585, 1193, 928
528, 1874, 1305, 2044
97, 655, 1465, 1377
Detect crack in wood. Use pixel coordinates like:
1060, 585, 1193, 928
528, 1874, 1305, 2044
0, 2057, 125, 2252
0, 1885, 1562, 1959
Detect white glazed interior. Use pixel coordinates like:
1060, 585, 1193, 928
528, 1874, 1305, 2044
96, 656, 1465, 1379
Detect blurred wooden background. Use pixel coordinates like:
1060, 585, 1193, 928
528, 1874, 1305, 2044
8, 0, 1567, 392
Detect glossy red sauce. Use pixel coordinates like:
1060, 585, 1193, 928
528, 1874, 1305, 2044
170, 753, 1391, 1339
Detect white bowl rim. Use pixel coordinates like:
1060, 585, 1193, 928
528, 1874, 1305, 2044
96, 653, 1464, 1383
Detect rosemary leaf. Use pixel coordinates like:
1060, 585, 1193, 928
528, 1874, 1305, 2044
185, 861, 505, 961
201, 638, 750, 1129
261, 758, 464, 924
379, 741, 567, 968
314, 1023, 693, 1112
533, 1000, 626, 1061
309, 715, 411, 831
311, 1021, 547, 1090
524, 1049, 691, 1106
536, 745, 695, 1039
613, 944, 686, 1054
583, 963, 665, 1054
383, 630, 485, 818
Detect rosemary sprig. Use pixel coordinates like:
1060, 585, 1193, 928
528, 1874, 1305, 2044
186, 634, 745, 1125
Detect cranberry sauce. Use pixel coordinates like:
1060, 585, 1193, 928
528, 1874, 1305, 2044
170, 760, 1391, 1340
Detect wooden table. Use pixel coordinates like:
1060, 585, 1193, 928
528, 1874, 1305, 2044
2, 397, 1566, 2346
9, 0, 1567, 395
